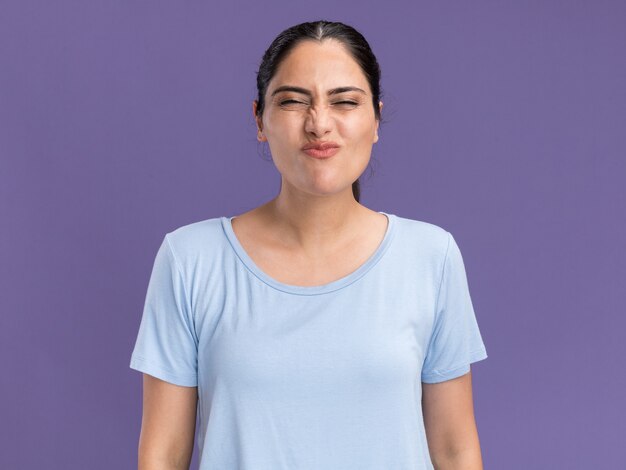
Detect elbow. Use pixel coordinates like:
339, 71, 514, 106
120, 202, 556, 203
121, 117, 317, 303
431, 446, 484, 470
138, 441, 193, 470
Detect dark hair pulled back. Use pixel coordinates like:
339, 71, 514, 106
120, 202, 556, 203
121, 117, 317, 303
254, 20, 383, 203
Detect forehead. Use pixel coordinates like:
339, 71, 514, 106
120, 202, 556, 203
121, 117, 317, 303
270, 39, 370, 93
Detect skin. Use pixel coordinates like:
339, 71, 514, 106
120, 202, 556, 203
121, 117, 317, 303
422, 371, 485, 469
249, 38, 386, 261
137, 375, 197, 469
137, 38, 483, 469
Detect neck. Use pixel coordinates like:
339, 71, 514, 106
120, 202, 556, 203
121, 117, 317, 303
260, 187, 369, 255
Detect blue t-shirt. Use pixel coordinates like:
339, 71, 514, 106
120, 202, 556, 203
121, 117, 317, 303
129, 212, 488, 469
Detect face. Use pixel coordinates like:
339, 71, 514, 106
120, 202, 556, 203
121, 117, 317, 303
253, 39, 382, 197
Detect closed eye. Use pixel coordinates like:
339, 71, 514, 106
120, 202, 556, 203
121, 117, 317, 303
279, 100, 359, 106
279, 99, 306, 106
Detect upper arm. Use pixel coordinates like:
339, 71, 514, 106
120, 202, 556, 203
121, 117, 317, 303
422, 370, 482, 463
138, 373, 198, 469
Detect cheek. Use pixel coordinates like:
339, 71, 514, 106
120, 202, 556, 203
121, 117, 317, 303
266, 115, 302, 142
339, 113, 376, 139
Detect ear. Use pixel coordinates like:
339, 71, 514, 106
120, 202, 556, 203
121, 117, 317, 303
373, 100, 383, 143
253, 100, 267, 142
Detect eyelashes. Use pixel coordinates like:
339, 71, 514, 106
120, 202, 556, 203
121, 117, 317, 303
278, 99, 359, 107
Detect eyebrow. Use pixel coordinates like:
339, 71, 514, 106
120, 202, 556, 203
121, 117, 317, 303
270, 85, 367, 97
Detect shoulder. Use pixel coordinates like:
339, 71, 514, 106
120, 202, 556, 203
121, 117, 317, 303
160, 216, 228, 264
391, 213, 451, 258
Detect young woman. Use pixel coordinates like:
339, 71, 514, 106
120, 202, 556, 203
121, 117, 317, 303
130, 20, 488, 470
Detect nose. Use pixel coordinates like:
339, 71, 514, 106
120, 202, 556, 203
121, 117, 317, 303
304, 104, 333, 138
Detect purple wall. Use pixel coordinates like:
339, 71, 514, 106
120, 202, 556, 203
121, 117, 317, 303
2, 1, 624, 468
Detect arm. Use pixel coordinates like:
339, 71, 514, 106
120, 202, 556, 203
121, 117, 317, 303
138, 374, 198, 470
422, 370, 484, 470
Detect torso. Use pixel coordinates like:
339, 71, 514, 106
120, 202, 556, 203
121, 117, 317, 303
230, 208, 389, 287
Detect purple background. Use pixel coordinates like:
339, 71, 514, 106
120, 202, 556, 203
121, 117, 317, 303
1, 1, 624, 468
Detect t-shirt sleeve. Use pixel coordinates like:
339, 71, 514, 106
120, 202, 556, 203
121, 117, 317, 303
129, 234, 198, 387
421, 231, 488, 384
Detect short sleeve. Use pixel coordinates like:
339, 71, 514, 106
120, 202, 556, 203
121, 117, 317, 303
129, 234, 198, 387
421, 232, 488, 383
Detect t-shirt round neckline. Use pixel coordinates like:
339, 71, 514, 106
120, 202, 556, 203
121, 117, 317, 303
220, 211, 397, 296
